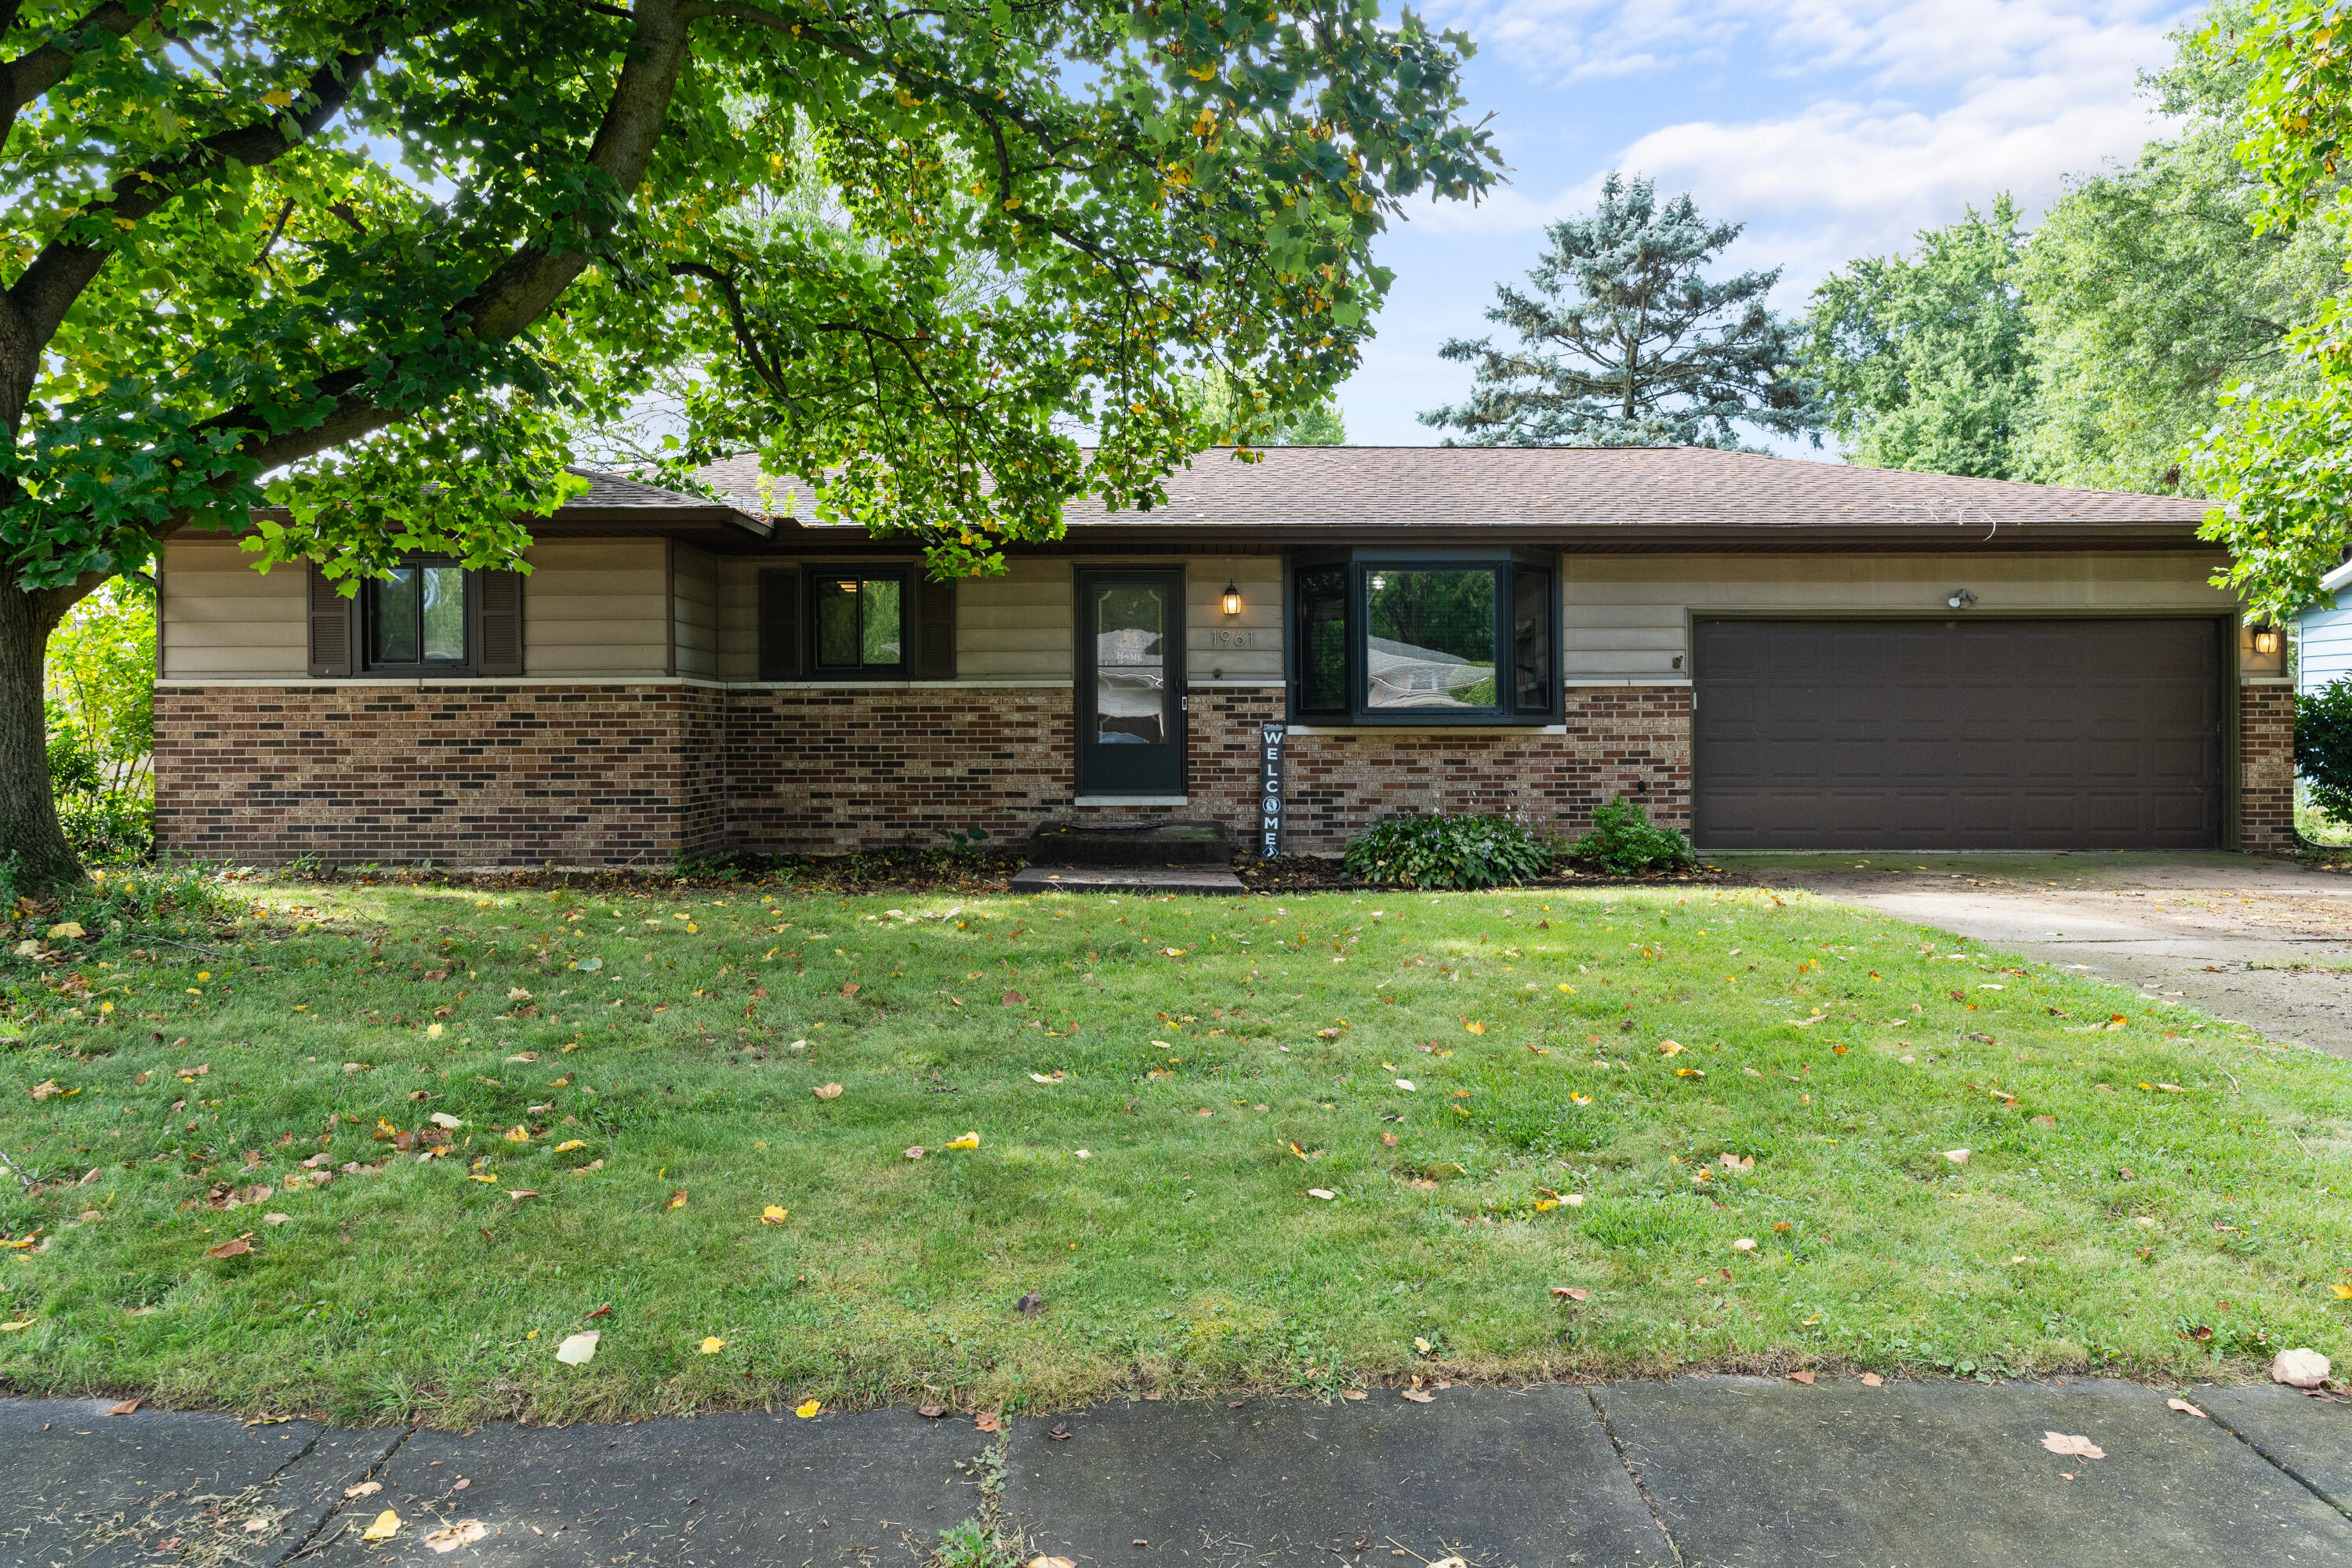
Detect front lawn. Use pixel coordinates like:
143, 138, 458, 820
2, 871, 2349, 1424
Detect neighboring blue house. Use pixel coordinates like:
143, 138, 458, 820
2300, 560, 2352, 696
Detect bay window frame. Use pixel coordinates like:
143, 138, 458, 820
1285, 547, 1560, 726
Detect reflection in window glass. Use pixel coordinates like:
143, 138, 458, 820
372, 568, 421, 665
862, 578, 903, 665
1364, 569, 1496, 709
815, 575, 906, 670
1297, 567, 1346, 713
1513, 568, 1552, 712
815, 579, 863, 667
1093, 584, 1166, 745
422, 567, 466, 662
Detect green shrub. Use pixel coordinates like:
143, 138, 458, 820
45, 582, 156, 866
1566, 797, 1693, 874
1341, 811, 1553, 890
2299, 677, 2352, 826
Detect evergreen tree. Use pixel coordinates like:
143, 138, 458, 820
1420, 172, 1820, 448
1803, 198, 2037, 478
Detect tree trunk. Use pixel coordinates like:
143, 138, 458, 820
0, 571, 80, 893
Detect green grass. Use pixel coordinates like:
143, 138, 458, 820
3, 873, 2351, 1424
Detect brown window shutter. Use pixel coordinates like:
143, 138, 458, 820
912, 575, 956, 678
757, 568, 801, 680
307, 561, 355, 677
477, 568, 524, 676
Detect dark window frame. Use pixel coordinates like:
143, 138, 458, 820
804, 563, 913, 679
360, 554, 479, 677
1284, 548, 1560, 726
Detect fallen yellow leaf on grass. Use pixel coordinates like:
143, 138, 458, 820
667, 1190, 688, 1209
28, 1080, 62, 1101
796, 1399, 822, 1417
0, 1320, 31, 1332
944, 1132, 980, 1150
760, 1205, 789, 1224
505, 1125, 531, 1142
467, 1173, 497, 1184
554, 1330, 599, 1366
699, 1336, 725, 1354
360, 1510, 402, 1544
814, 1083, 843, 1099
1464, 1020, 1486, 1035
554, 1140, 586, 1153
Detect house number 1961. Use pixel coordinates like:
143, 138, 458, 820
1211, 629, 1258, 648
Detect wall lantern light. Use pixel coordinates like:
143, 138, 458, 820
1221, 581, 1243, 617
2253, 622, 2283, 657
1945, 589, 1978, 610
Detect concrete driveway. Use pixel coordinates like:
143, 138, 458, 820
1719, 850, 2352, 1058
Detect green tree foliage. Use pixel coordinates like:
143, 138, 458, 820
1803, 198, 2036, 478
2297, 677, 2352, 825
2189, 0, 2352, 616
2020, 8, 2344, 494
43, 580, 154, 863
0, 0, 1499, 886
1188, 367, 1346, 446
1420, 172, 1821, 448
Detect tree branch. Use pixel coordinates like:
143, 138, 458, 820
7, 22, 391, 365
0, 1, 137, 145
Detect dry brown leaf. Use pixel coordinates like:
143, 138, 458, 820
1785, 1370, 1816, 1385
1026, 1557, 1076, 1568
107, 1398, 141, 1415
205, 1236, 252, 1259
975, 1414, 1002, 1432
2167, 1398, 2209, 1418
1550, 1286, 1588, 1301
344, 1482, 383, 1500
1399, 1388, 1436, 1403
2040, 1432, 2106, 1459
423, 1522, 488, 1555
917, 1404, 948, 1418
1858, 1373, 1884, 1388
814, 1083, 843, 1100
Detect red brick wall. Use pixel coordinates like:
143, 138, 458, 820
162, 677, 2282, 863
155, 684, 727, 868
2240, 681, 2297, 855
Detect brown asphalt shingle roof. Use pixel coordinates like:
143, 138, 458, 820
695, 446, 2208, 532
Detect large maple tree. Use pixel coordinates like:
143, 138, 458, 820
0, 0, 1497, 885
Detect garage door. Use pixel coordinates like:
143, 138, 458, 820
1693, 618, 2225, 850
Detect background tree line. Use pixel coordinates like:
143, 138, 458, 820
1422, 0, 2352, 623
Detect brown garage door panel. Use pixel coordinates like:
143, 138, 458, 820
1693, 619, 2223, 850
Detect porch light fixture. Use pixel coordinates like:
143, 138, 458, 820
2253, 622, 2282, 657
1945, 589, 1978, 610
1221, 580, 1243, 617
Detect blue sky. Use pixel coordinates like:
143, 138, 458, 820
1344, 0, 2205, 448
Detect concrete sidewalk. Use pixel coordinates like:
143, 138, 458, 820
9, 1376, 2350, 1567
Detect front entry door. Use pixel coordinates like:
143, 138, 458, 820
1076, 568, 1185, 796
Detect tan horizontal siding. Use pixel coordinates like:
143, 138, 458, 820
1181, 555, 1282, 681
716, 561, 763, 681
523, 539, 668, 677
1563, 551, 2238, 681
671, 543, 720, 680
961, 557, 1072, 680
161, 542, 306, 677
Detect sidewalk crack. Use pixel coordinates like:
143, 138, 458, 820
2203, 1407, 2352, 1524
1585, 1387, 1682, 1565
263, 1424, 417, 1567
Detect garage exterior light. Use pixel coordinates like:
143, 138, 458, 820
1946, 589, 1978, 610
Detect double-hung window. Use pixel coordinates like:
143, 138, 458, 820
1289, 551, 1558, 724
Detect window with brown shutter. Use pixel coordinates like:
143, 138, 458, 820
307, 561, 356, 677
476, 569, 524, 676
757, 568, 801, 680
912, 575, 956, 679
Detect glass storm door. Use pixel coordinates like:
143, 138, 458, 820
1076, 568, 1185, 796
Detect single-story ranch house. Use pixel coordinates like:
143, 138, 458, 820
151, 446, 2292, 866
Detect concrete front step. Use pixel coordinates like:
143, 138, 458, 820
1010, 864, 1245, 895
